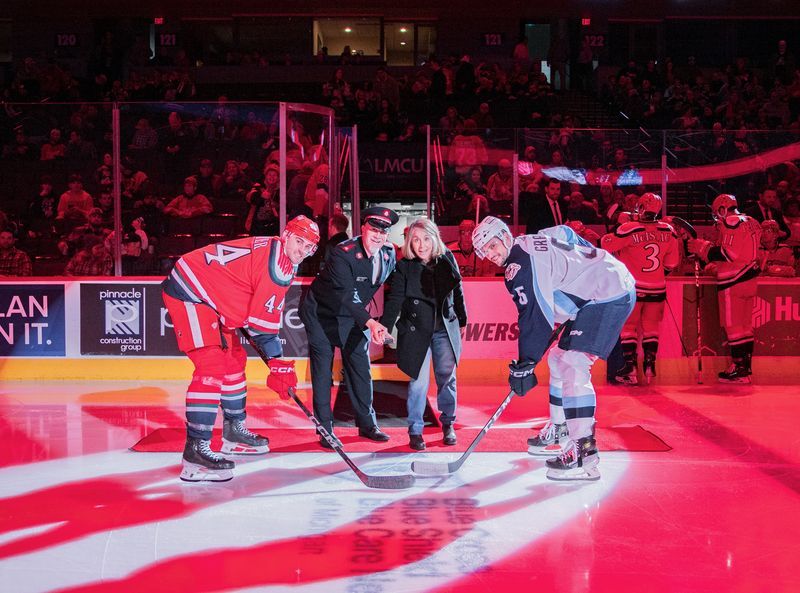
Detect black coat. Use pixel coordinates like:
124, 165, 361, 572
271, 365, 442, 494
743, 203, 791, 239
522, 191, 565, 233
300, 236, 396, 346
380, 250, 467, 379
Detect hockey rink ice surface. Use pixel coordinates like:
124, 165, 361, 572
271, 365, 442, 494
1, 380, 798, 593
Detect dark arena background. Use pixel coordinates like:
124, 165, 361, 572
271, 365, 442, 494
1, 1, 799, 592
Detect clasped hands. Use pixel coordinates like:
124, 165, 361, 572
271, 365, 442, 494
366, 319, 391, 345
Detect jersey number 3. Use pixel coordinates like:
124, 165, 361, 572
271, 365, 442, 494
642, 243, 660, 272
204, 244, 251, 266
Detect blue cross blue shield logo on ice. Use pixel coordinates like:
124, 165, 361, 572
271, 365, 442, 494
105, 299, 140, 335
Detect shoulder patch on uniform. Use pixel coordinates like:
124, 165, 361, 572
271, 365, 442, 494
505, 263, 521, 281
340, 242, 355, 251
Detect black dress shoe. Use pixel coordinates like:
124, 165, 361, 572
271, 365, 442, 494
358, 426, 390, 442
442, 424, 457, 446
409, 434, 426, 451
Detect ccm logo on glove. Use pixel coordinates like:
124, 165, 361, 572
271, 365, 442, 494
508, 359, 537, 397
267, 358, 298, 399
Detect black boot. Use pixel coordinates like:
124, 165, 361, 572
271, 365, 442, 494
409, 434, 426, 451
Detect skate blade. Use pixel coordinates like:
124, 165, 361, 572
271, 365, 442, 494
717, 377, 751, 384
180, 462, 234, 482
546, 466, 601, 481
527, 443, 565, 457
615, 376, 638, 386
221, 439, 269, 455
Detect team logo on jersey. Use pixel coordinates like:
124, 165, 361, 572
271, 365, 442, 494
505, 264, 521, 281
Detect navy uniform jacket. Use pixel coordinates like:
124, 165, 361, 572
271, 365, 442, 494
301, 236, 396, 346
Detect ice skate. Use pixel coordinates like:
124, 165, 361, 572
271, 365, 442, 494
181, 437, 235, 482
614, 362, 638, 386
221, 418, 270, 454
545, 436, 600, 481
718, 363, 751, 384
527, 421, 569, 456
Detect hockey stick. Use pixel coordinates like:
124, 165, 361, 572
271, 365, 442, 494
411, 389, 516, 476
240, 328, 415, 490
666, 216, 704, 383
667, 216, 697, 239
412, 325, 565, 476
693, 259, 704, 384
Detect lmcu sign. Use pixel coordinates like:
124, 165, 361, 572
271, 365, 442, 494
0, 285, 66, 356
364, 157, 425, 174
359, 142, 426, 191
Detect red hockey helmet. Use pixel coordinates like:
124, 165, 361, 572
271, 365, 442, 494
636, 192, 662, 219
711, 193, 738, 220
283, 215, 320, 254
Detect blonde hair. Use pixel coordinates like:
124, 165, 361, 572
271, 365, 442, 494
402, 217, 446, 260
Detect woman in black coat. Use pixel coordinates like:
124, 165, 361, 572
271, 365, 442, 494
380, 217, 467, 450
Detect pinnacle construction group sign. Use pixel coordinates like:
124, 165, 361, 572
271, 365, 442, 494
79, 281, 313, 357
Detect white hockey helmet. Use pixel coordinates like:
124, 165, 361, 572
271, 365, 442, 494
472, 216, 512, 260
711, 193, 738, 220
283, 215, 320, 255
636, 192, 662, 219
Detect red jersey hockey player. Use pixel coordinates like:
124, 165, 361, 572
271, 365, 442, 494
162, 215, 320, 481
601, 192, 680, 384
688, 194, 761, 383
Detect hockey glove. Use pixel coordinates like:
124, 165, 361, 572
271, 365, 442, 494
508, 360, 537, 397
267, 358, 298, 400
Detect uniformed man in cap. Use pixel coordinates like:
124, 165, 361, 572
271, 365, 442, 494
299, 206, 400, 447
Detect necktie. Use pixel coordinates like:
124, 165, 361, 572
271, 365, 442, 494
551, 200, 562, 225
372, 252, 381, 284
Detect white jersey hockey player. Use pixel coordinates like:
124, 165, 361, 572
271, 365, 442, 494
472, 217, 635, 480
